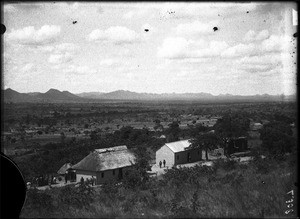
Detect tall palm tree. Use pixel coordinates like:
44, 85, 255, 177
188, 132, 220, 160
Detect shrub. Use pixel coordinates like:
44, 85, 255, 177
26, 188, 54, 211
213, 158, 238, 171
58, 183, 94, 209
122, 168, 143, 189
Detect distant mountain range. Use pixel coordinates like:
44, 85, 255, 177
3, 88, 84, 103
2, 88, 296, 103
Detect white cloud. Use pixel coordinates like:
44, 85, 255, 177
99, 59, 117, 66
261, 35, 291, 53
71, 2, 79, 10
221, 43, 257, 58
7, 25, 61, 46
123, 11, 134, 19
87, 26, 139, 45
56, 43, 77, 52
194, 41, 229, 58
3, 4, 17, 13
45, 43, 77, 64
48, 53, 73, 64
42, 43, 77, 53
244, 30, 269, 42
222, 34, 292, 58
157, 37, 190, 59
62, 64, 97, 75
239, 64, 274, 73
176, 20, 218, 36
158, 37, 229, 59
237, 54, 281, 66
235, 54, 285, 76
21, 63, 35, 73
123, 7, 150, 19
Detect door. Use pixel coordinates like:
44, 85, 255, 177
118, 168, 123, 180
187, 152, 191, 163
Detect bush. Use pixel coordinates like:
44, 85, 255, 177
122, 168, 143, 189
58, 183, 94, 209
213, 158, 238, 171
26, 188, 53, 210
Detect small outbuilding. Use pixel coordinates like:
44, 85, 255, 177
72, 145, 136, 185
156, 139, 204, 167
57, 163, 76, 182
57, 163, 72, 175
226, 137, 248, 155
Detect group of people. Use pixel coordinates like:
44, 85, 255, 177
27, 175, 59, 188
159, 159, 166, 168
80, 176, 96, 186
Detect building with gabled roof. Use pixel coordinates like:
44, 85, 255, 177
156, 139, 204, 167
57, 163, 72, 175
72, 145, 136, 184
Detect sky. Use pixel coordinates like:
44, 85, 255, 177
2, 2, 297, 95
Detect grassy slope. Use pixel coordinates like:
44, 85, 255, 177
20, 156, 297, 218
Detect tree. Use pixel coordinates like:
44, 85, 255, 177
214, 114, 250, 156
166, 121, 181, 142
60, 132, 66, 143
154, 119, 161, 124
122, 168, 143, 189
259, 121, 296, 159
214, 114, 249, 138
188, 132, 220, 160
188, 123, 208, 137
90, 131, 100, 141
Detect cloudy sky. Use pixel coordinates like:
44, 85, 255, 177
2, 2, 297, 95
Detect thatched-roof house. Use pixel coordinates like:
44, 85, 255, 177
57, 163, 72, 175
72, 145, 136, 185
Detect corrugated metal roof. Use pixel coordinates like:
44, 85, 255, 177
165, 139, 191, 153
72, 145, 136, 172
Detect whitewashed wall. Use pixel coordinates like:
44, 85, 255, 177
156, 145, 175, 167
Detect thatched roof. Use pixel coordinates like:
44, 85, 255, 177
95, 145, 127, 153
72, 145, 136, 172
57, 163, 72, 175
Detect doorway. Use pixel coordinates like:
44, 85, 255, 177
187, 152, 191, 163
118, 168, 123, 180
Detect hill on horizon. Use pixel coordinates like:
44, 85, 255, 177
3, 88, 84, 103
2, 88, 296, 103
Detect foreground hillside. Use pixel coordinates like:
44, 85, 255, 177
21, 154, 297, 218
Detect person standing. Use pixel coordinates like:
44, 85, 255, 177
163, 160, 166, 168
159, 161, 162, 168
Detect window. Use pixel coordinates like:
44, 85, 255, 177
101, 172, 104, 178
177, 155, 179, 160
113, 170, 115, 175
